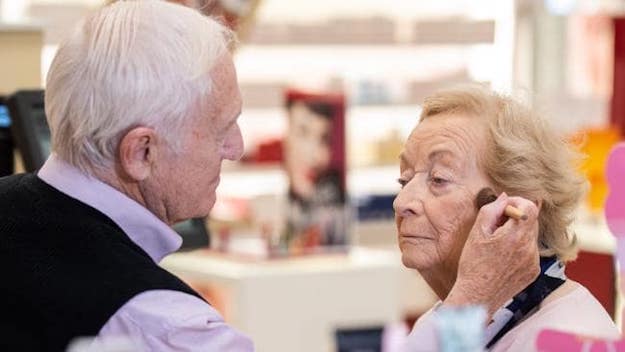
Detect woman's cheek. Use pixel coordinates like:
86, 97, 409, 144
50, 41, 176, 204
424, 191, 475, 241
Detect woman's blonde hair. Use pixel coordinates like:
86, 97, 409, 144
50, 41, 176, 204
420, 85, 587, 262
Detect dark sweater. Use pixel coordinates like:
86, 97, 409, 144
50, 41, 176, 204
0, 173, 204, 351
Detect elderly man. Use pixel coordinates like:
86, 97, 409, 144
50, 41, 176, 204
0, 1, 539, 351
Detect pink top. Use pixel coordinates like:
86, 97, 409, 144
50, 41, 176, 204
493, 281, 619, 352
409, 280, 619, 352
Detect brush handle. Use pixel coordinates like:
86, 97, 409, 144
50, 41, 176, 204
504, 205, 527, 221
476, 187, 528, 221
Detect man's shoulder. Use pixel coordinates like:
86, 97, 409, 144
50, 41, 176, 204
0, 173, 67, 213
0, 172, 118, 230
0, 172, 27, 185
110, 290, 219, 328
0, 173, 50, 233
96, 290, 253, 352
0, 173, 35, 198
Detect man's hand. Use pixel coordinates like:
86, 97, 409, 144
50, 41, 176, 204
444, 192, 541, 319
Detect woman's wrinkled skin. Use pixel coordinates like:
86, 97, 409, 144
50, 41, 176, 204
393, 113, 492, 299
394, 112, 542, 315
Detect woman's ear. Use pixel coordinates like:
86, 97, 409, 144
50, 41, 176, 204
117, 127, 159, 181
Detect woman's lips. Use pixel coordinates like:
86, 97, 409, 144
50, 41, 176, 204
400, 233, 433, 239
399, 234, 434, 244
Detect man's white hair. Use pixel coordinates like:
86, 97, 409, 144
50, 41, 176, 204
45, 0, 234, 174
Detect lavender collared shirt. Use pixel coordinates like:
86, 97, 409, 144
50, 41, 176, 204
38, 155, 254, 351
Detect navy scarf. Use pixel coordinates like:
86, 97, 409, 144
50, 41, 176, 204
485, 256, 566, 349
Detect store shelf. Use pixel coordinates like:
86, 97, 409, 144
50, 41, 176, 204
246, 16, 496, 46
247, 17, 396, 45
235, 44, 494, 84
217, 163, 400, 199
217, 162, 287, 198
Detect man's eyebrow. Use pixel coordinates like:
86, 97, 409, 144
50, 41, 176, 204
220, 110, 241, 133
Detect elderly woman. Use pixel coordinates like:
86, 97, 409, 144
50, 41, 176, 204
394, 86, 619, 351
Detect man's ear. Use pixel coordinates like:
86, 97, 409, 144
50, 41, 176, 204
117, 127, 159, 181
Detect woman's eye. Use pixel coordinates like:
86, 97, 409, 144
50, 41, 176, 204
397, 178, 408, 188
429, 176, 449, 187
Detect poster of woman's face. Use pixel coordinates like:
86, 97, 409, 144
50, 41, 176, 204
279, 90, 348, 255
285, 101, 333, 201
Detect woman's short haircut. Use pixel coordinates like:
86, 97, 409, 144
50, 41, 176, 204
420, 85, 587, 262
45, 0, 234, 174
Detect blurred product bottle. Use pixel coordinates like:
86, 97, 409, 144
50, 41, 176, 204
570, 127, 621, 214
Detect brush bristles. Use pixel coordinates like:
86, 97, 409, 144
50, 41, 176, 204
474, 187, 527, 221
475, 187, 498, 210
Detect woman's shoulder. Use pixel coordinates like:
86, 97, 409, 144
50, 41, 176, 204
493, 280, 620, 351
539, 281, 613, 317
526, 280, 618, 336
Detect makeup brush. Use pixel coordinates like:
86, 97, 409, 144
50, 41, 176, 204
475, 187, 528, 221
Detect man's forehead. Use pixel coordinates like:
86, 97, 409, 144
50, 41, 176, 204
208, 53, 238, 90
205, 54, 241, 111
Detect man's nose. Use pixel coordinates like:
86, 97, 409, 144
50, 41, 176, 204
222, 125, 244, 161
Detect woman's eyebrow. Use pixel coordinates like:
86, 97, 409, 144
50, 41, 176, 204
399, 152, 408, 165
400, 150, 455, 166
428, 149, 462, 169
428, 149, 455, 162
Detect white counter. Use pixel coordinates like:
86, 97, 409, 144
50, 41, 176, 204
161, 247, 436, 352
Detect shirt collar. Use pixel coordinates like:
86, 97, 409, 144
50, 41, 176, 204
37, 154, 182, 263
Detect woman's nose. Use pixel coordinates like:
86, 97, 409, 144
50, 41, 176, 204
393, 185, 424, 218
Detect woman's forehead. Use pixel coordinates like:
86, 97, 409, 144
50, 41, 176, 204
403, 114, 486, 164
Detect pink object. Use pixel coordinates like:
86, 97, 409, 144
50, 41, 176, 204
533, 143, 625, 352
536, 329, 625, 351
605, 142, 625, 238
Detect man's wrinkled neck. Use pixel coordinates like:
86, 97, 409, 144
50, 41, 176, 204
94, 167, 171, 225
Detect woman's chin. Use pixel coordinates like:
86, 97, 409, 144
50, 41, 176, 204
399, 242, 434, 270
401, 252, 430, 271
